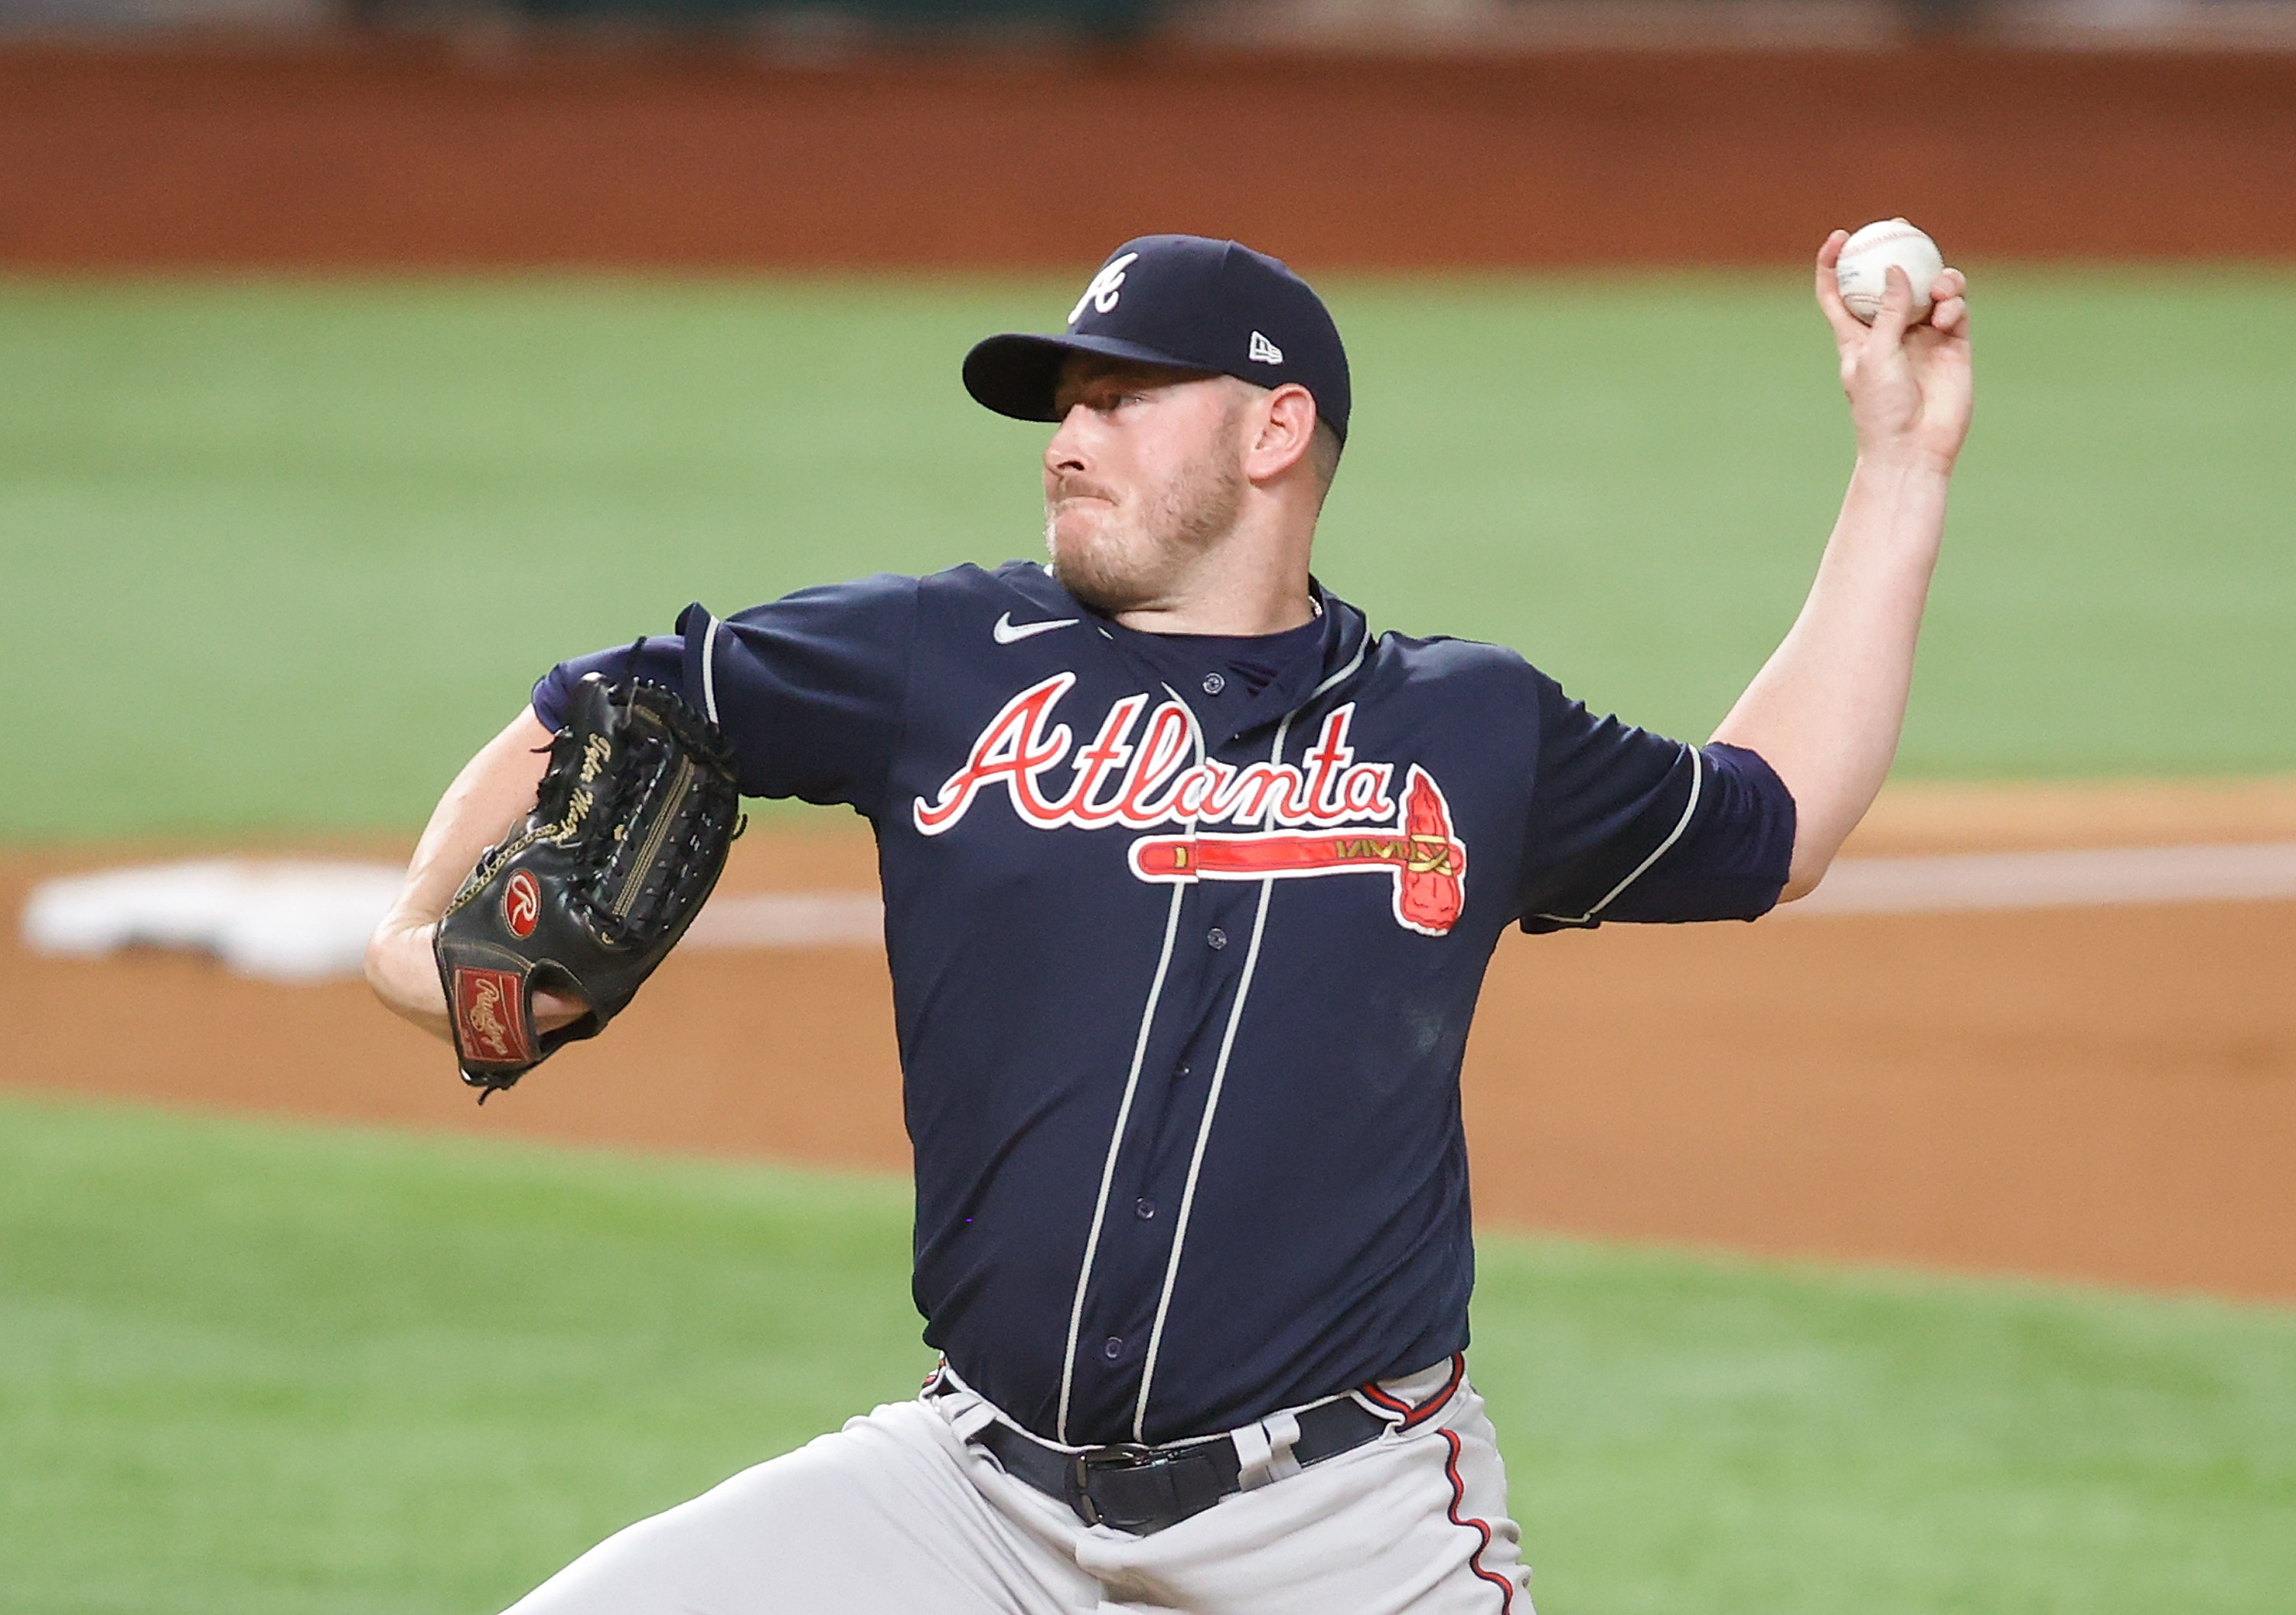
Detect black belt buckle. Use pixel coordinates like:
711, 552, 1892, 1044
1068, 1451, 1104, 1525
1066, 1445, 1143, 1529
1067, 1441, 1229, 1535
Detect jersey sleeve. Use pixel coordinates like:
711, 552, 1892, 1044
1516, 673, 1795, 932
530, 638, 686, 733
674, 573, 921, 814
529, 573, 920, 817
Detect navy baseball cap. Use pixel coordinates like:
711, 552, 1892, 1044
964, 235, 1352, 443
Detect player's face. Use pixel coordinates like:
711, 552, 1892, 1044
1043, 357, 1251, 614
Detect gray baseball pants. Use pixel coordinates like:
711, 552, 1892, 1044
504, 1357, 1532, 1613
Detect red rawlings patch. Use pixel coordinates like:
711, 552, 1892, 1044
503, 869, 541, 939
452, 967, 532, 1065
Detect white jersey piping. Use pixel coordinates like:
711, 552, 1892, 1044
1128, 630, 1372, 1440
1528, 743, 1704, 926
1130, 838, 1276, 1441
700, 614, 723, 726
1054, 880, 1188, 1443
1054, 683, 1205, 1444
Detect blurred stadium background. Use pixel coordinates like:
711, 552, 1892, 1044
2, 3, 2293, 1613
9, 0, 2296, 48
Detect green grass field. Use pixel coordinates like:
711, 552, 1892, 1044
4, 269, 2294, 840
2, 1093, 2291, 1615
5, 272, 2293, 1612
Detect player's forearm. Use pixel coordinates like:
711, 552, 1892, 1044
366, 707, 556, 1036
1711, 453, 1949, 898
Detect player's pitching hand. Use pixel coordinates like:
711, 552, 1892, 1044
1815, 228, 1972, 475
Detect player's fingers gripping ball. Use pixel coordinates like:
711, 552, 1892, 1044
433, 668, 743, 1100
1835, 219, 1946, 325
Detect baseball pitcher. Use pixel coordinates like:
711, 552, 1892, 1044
368, 231, 1973, 1613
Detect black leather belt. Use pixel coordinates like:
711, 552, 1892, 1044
939, 1384, 1393, 1535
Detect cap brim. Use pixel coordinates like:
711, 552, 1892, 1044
962, 332, 1214, 423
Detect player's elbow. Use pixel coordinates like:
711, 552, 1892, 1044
1776, 869, 1825, 905
1773, 836, 1838, 905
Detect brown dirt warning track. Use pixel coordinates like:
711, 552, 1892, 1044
4, 41, 2296, 271
5, 779, 2294, 1302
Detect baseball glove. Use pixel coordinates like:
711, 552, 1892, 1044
434, 667, 742, 1101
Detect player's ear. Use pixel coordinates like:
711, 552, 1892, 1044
1244, 383, 1319, 483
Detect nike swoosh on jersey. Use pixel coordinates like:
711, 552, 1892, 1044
993, 612, 1081, 644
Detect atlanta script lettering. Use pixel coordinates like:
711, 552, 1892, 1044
913, 675, 1466, 935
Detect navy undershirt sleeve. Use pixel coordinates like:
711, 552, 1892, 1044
1516, 671, 1795, 931
530, 638, 686, 732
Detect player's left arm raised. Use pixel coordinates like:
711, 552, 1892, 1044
1711, 231, 1973, 900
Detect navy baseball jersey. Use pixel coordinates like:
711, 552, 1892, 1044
535, 560, 1794, 1447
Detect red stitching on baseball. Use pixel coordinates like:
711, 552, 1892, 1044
1439, 1425, 1515, 1611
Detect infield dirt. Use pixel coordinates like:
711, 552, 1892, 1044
7, 778, 2293, 1302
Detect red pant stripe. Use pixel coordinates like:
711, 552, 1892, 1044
1438, 1425, 1515, 1612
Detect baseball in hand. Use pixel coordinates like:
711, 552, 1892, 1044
1835, 220, 1945, 325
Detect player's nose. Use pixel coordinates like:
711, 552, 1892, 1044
1045, 404, 1094, 478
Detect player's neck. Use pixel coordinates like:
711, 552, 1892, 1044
1108, 504, 1318, 638
1111, 572, 1316, 638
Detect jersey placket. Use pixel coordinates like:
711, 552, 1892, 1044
1057, 870, 1261, 1444
1050, 665, 1220, 1445
1055, 636, 1371, 1446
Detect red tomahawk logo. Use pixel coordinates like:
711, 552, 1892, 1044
1128, 765, 1466, 937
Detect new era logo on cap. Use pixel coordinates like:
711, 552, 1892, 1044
962, 235, 1352, 444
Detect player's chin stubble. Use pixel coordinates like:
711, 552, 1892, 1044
1046, 447, 1247, 615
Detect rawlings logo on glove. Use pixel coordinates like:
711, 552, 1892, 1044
434, 670, 742, 1100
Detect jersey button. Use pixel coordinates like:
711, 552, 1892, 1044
1102, 1336, 1124, 1361
1206, 927, 1228, 950
1134, 1197, 1156, 1220
1201, 671, 1226, 696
